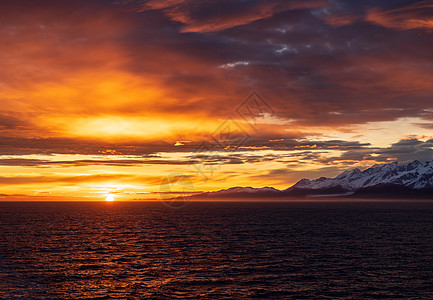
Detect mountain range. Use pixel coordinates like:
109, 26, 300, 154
196, 160, 433, 199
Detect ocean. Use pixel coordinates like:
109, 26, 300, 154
1, 201, 433, 299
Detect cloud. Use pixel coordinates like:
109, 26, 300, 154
377, 138, 433, 163
324, 14, 359, 27
0, 174, 131, 185
366, 1, 433, 31
0, 136, 175, 155
317, 138, 433, 165
133, 0, 326, 32
0, 158, 195, 167
2, 0, 433, 144
1, 0, 433, 196
0, 114, 29, 129
0, 173, 163, 186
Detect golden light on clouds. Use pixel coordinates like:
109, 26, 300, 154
48, 116, 216, 140
1, 0, 433, 200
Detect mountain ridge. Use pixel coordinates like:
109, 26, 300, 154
195, 160, 433, 199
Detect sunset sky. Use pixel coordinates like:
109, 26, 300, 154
1, 0, 433, 200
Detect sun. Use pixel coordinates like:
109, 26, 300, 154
105, 195, 115, 202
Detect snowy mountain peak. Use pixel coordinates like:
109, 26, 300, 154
290, 160, 433, 192
335, 168, 361, 180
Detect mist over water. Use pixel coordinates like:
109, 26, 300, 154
1, 201, 433, 299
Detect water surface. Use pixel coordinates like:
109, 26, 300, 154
1, 201, 433, 299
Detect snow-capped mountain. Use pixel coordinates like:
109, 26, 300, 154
289, 160, 433, 192
195, 160, 433, 198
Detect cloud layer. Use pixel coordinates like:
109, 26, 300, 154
1, 0, 433, 198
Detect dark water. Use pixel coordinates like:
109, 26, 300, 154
1, 201, 433, 299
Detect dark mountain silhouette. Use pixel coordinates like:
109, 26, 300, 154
194, 160, 433, 199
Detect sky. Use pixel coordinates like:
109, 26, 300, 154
1, 0, 433, 201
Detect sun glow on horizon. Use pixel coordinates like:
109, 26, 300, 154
105, 194, 115, 202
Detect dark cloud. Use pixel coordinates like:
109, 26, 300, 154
318, 138, 433, 165
415, 123, 433, 129
1, 0, 432, 172
130, 0, 326, 32
0, 136, 170, 156
377, 138, 433, 162
0, 114, 29, 129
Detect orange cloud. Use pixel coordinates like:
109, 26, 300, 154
324, 14, 358, 27
366, 1, 433, 30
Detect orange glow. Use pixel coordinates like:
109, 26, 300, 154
1, 0, 432, 200
47, 115, 221, 141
